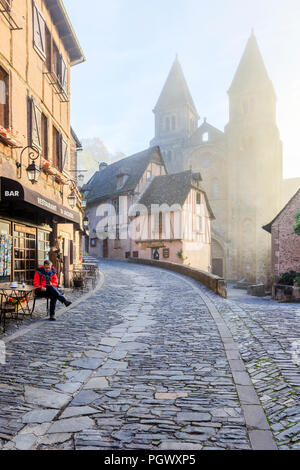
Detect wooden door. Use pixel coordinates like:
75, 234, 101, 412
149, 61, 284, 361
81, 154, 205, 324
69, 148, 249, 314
103, 239, 108, 258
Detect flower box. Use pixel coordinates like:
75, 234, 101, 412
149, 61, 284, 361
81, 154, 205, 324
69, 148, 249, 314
0, 126, 19, 147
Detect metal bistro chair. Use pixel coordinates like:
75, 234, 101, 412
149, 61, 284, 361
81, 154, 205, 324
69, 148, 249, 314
84, 265, 98, 289
0, 291, 21, 333
72, 269, 87, 292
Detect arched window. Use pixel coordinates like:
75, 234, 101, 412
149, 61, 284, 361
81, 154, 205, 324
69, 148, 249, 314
0, 67, 8, 128
171, 116, 176, 130
212, 178, 219, 198
202, 132, 209, 142
202, 155, 211, 168
165, 117, 170, 132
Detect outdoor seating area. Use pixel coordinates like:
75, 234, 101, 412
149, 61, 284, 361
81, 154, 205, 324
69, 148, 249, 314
0, 283, 36, 332
0, 258, 100, 333
71, 257, 100, 291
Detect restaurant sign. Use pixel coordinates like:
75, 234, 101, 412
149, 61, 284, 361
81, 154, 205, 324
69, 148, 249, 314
0, 177, 81, 224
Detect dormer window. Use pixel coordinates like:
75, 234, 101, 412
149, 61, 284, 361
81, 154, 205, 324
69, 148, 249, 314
116, 173, 128, 190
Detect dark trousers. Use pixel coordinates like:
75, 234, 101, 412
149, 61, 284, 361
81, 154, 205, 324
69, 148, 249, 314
46, 286, 66, 316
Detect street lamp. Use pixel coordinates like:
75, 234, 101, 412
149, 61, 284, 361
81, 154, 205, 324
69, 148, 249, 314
17, 145, 41, 184
67, 188, 77, 208
26, 160, 41, 184
83, 215, 89, 230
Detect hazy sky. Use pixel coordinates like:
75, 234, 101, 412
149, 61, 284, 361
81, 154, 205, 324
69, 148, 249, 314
64, 0, 300, 178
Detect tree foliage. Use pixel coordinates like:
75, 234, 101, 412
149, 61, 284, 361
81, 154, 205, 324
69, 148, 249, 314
294, 212, 300, 236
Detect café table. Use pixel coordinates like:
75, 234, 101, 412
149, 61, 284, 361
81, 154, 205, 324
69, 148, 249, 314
0, 283, 36, 318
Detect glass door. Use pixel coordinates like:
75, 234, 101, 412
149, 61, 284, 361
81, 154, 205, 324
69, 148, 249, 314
14, 225, 37, 282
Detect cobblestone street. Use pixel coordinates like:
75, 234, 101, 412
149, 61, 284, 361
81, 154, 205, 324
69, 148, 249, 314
0, 260, 299, 450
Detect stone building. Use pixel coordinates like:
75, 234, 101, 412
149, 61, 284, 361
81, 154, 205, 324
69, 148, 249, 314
150, 32, 300, 284
84, 147, 214, 272
263, 189, 300, 278
0, 0, 85, 286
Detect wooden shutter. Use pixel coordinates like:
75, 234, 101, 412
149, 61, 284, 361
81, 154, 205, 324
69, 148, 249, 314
33, 2, 46, 59
0, 0, 12, 11
60, 56, 68, 96
61, 138, 68, 172
58, 133, 63, 172
69, 240, 73, 265
30, 97, 42, 150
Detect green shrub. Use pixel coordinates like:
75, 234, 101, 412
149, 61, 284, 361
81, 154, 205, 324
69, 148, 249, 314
278, 271, 300, 286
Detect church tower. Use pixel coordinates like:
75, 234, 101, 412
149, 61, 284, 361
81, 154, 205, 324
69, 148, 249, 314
150, 56, 199, 173
225, 31, 283, 283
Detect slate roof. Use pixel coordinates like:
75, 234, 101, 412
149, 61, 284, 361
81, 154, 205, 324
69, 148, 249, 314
262, 188, 300, 233
85, 146, 165, 204
154, 57, 198, 115
139, 170, 215, 219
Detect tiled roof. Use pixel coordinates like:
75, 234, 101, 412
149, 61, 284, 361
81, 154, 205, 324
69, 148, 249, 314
139, 170, 215, 219
85, 146, 164, 204
263, 188, 300, 233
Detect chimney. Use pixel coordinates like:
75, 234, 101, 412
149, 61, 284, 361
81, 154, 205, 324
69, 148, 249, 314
99, 162, 108, 171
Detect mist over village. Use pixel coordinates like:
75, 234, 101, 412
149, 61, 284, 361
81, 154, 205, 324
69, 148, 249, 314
0, 0, 299, 455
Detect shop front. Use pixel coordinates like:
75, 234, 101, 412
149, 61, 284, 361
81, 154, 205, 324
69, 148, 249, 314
0, 177, 82, 285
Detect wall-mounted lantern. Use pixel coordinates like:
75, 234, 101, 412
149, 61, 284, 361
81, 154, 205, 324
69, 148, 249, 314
16, 145, 41, 185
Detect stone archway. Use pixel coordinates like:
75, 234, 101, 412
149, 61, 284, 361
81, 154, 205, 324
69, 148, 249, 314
212, 238, 225, 278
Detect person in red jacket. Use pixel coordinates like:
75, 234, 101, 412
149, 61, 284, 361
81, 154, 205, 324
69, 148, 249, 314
33, 260, 72, 321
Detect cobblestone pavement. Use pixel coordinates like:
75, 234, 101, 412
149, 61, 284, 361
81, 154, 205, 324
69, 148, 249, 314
0, 260, 299, 450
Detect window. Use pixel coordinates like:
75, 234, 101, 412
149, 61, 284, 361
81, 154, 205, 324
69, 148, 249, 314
196, 193, 201, 205
0, 67, 9, 128
213, 179, 219, 198
146, 171, 151, 181
196, 215, 202, 232
33, 2, 46, 60
116, 174, 128, 189
38, 230, 50, 267
171, 116, 176, 130
202, 132, 209, 142
202, 155, 211, 168
41, 113, 48, 159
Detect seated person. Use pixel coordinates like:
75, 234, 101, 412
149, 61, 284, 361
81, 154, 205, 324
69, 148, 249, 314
33, 260, 72, 321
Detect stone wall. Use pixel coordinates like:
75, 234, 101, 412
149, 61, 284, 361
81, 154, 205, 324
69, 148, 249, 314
128, 258, 227, 298
271, 190, 300, 276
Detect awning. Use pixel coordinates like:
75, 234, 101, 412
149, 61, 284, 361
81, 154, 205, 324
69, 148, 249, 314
0, 177, 81, 225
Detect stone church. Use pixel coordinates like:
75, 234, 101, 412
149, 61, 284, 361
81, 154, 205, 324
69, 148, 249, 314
150, 32, 300, 284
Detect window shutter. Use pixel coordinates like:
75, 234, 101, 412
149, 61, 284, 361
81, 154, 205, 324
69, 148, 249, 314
0, 0, 12, 12
60, 56, 68, 96
69, 240, 73, 265
33, 3, 46, 59
61, 138, 68, 172
58, 133, 63, 172
30, 97, 42, 150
